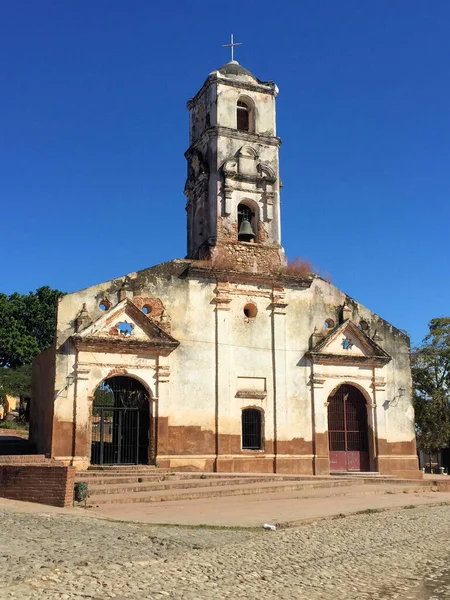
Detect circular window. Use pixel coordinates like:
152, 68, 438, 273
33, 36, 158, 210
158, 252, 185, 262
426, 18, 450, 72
359, 320, 369, 332
99, 299, 111, 311
142, 305, 152, 315
244, 303, 258, 319
324, 318, 335, 329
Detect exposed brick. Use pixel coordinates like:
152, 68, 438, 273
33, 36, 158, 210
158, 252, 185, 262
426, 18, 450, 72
0, 465, 75, 508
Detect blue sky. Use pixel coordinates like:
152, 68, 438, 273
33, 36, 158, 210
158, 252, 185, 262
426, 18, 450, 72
1, 1, 449, 347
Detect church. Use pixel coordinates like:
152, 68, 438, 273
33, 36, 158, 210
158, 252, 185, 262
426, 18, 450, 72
30, 57, 420, 479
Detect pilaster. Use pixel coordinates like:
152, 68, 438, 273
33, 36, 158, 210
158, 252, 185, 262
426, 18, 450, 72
213, 282, 232, 471
270, 289, 288, 473
370, 372, 387, 469
155, 355, 171, 465
309, 369, 330, 475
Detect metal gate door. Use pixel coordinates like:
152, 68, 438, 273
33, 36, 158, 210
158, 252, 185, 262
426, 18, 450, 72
328, 385, 369, 472
91, 407, 140, 465
91, 376, 149, 466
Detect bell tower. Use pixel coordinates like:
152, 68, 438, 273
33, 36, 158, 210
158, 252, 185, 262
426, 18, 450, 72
184, 58, 286, 272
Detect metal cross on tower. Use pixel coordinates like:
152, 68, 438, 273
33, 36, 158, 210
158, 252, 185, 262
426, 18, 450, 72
222, 34, 242, 62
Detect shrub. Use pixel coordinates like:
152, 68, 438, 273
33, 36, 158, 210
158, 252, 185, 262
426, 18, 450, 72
285, 258, 312, 278
74, 482, 89, 504
0, 420, 29, 430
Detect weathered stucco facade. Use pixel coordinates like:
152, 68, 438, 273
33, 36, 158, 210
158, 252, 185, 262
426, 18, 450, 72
31, 60, 420, 478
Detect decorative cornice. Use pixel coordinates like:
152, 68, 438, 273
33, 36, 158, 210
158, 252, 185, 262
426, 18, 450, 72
309, 373, 326, 388
156, 365, 171, 383
319, 373, 372, 381
212, 297, 232, 311
72, 337, 178, 357
187, 74, 277, 108
270, 300, 288, 315
235, 390, 267, 400
307, 353, 391, 367
185, 127, 281, 157
371, 377, 387, 391
74, 367, 90, 381
184, 263, 313, 289
224, 171, 277, 186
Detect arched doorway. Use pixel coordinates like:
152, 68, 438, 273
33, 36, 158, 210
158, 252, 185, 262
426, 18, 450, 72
91, 376, 150, 465
328, 384, 369, 472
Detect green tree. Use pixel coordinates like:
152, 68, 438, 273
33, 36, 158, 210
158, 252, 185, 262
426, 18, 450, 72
412, 317, 450, 455
0, 286, 65, 368
0, 364, 32, 409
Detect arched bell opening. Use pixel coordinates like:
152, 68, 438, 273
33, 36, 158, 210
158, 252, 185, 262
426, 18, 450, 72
236, 96, 255, 133
90, 376, 150, 466
237, 202, 258, 242
327, 384, 370, 472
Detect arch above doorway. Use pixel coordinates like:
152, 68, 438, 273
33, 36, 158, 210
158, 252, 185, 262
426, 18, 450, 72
90, 376, 150, 466
327, 384, 370, 472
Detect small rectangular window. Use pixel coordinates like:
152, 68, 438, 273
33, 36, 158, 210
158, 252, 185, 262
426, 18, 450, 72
242, 409, 262, 450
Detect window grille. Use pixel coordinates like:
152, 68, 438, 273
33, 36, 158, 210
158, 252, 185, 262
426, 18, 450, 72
242, 408, 262, 450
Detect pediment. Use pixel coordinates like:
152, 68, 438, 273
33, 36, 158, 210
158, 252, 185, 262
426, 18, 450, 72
307, 320, 391, 366
238, 145, 259, 159
72, 299, 179, 355
222, 147, 276, 184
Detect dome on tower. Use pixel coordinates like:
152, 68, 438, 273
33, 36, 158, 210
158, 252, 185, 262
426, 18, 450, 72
210, 60, 273, 87
216, 60, 257, 79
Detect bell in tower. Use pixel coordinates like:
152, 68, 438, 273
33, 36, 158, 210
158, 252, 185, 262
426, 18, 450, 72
184, 45, 286, 272
237, 204, 255, 242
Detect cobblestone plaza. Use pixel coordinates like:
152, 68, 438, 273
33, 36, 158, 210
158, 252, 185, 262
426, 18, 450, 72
2, 504, 450, 599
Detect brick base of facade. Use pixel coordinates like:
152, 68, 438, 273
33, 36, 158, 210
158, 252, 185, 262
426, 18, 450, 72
0, 465, 76, 507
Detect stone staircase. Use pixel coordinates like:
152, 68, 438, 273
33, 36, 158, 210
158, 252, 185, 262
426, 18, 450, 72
76, 467, 435, 506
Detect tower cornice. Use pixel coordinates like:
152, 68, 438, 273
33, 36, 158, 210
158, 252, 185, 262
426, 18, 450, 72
187, 73, 278, 110
185, 126, 281, 159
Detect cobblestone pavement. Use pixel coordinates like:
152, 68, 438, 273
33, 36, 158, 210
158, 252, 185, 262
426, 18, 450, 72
1, 504, 450, 599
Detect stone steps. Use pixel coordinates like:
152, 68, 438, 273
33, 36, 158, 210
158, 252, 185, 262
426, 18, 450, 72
74, 465, 435, 506
331, 471, 395, 478
80, 476, 305, 496
77, 474, 180, 485
75, 472, 324, 486
83, 474, 431, 506
85, 478, 355, 505
87, 465, 168, 472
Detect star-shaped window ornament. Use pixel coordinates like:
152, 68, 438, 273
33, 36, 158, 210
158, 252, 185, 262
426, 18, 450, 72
116, 321, 133, 337
341, 337, 354, 350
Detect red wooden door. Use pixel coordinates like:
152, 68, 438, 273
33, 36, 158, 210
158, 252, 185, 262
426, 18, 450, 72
328, 385, 369, 472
